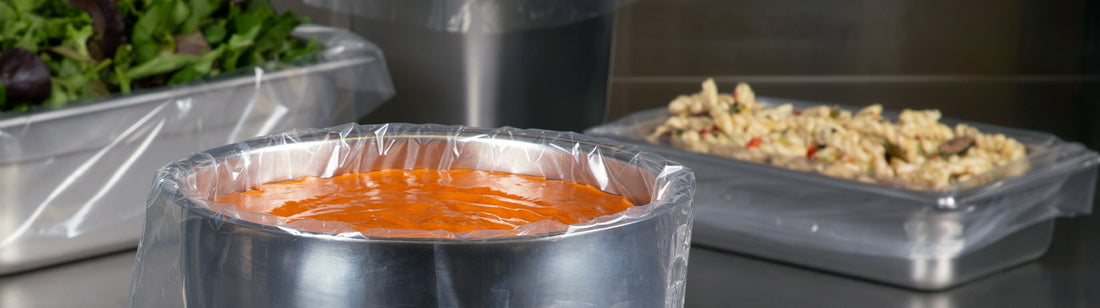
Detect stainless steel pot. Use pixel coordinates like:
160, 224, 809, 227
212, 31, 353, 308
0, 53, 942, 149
271, 0, 636, 132
131, 124, 694, 308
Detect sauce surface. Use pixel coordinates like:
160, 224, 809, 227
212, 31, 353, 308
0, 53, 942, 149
214, 169, 636, 234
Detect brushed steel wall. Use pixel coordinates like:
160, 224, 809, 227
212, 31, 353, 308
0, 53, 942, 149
607, 0, 1100, 148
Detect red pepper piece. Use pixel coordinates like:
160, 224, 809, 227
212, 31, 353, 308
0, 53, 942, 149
746, 137, 762, 149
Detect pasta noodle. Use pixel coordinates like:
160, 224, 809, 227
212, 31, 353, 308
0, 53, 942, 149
647, 78, 1029, 190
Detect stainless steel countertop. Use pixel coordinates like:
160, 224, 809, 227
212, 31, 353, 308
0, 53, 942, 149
2, 207, 1096, 308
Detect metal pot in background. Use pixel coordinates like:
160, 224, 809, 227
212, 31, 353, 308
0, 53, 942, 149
272, 0, 638, 131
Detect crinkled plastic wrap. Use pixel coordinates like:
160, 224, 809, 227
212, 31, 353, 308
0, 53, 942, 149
129, 123, 694, 308
585, 98, 1100, 289
0, 25, 394, 275
299, 0, 639, 33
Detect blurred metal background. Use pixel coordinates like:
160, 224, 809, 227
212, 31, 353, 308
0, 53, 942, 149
277, 0, 1099, 146
607, 0, 1100, 151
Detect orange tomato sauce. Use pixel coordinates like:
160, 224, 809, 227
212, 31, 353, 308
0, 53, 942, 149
213, 169, 636, 234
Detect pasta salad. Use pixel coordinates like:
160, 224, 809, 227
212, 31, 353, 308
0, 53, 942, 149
647, 78, 1029, 190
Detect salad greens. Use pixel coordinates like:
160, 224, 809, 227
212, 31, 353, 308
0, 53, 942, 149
0, 0, 323, 112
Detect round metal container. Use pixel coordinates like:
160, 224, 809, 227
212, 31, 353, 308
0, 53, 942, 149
140, 124, 694, 308
272, 0, 639, 132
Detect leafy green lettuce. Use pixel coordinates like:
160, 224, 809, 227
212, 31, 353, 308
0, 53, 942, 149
0, 0, 323, 112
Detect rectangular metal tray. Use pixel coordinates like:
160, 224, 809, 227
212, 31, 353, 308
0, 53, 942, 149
0, 25, 394, 275
585, 99, 1099, 290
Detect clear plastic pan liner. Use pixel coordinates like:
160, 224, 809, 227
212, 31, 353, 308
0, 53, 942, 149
585, 98, 1100, 290
0, 25, 395, 275
129, 123, 694, 307
299, 0, 640, 33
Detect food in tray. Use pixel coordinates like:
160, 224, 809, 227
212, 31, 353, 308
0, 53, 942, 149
0, 0, 322, 113
213, 169, 637, 237
647, 78, 1029, 190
